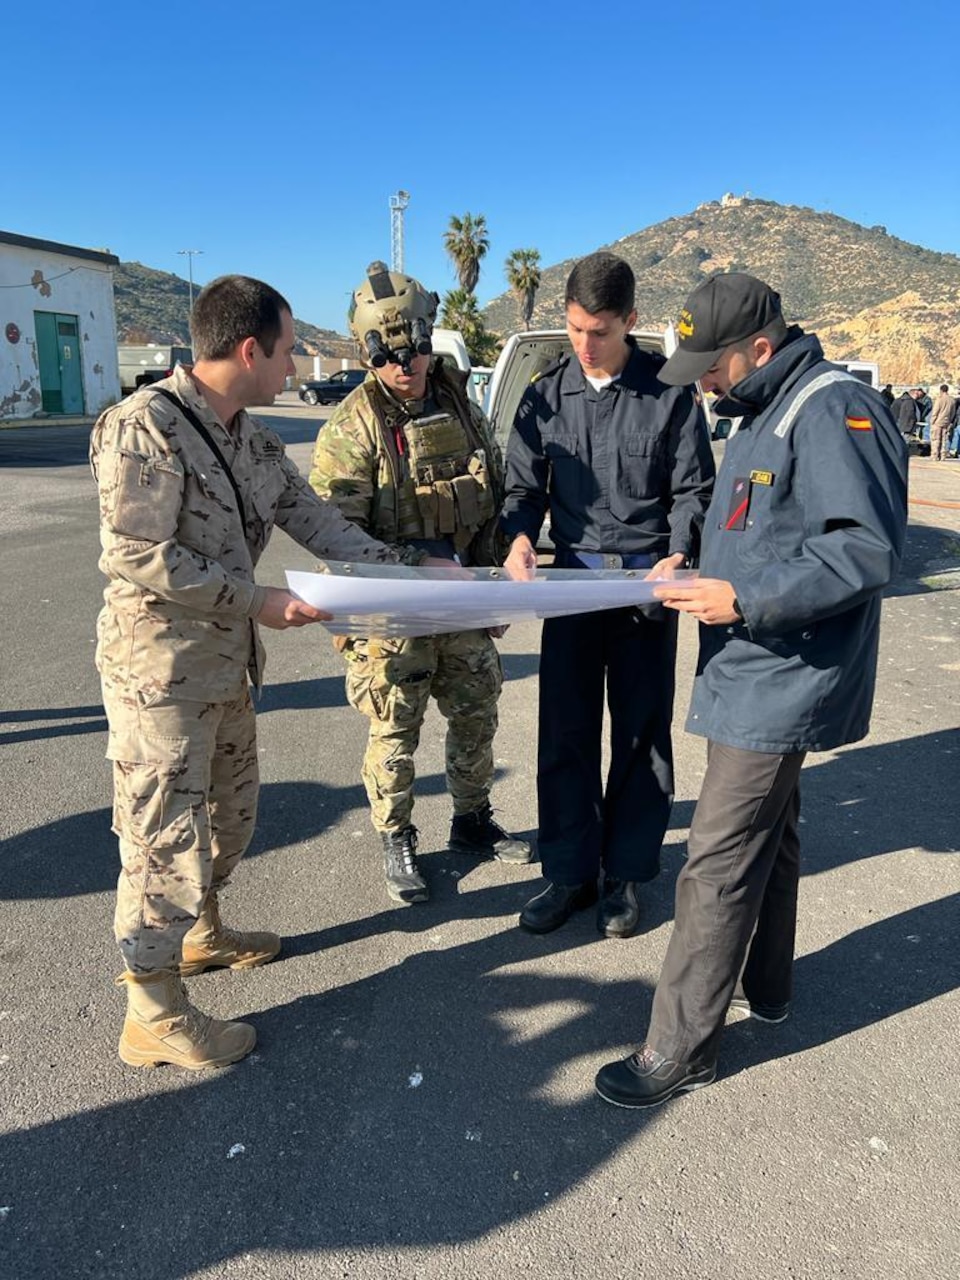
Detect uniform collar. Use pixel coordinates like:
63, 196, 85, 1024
170, 364, 251, 439
713, 329, 824, 417
560, 335, 646, 396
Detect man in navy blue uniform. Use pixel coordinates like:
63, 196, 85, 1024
595, 273, 908, 1108
501, 252, 715, 939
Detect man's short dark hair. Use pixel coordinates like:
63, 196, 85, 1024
565, 252, 635, 319
191, 275, 292, 361
940, 384, 949, 392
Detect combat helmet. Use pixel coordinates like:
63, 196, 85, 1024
348, 261, 439, 373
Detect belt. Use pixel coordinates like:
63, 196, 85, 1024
556, 550, 656, 570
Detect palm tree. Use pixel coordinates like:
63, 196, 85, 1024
505, 248, 542, 330
444, 213, 489, 294
438, 289, 501, 366
439, 288, 479, 333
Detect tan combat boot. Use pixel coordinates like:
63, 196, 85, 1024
117, 969, 256, 1070
180, 889, 281, 977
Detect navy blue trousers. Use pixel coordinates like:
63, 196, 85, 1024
536, 606, 677, 885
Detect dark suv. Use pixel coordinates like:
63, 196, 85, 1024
298, 369, 366, 406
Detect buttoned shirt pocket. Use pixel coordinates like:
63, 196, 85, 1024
100, 448, 182, 543
618, 432, 664, 499
542, 430, 588, 502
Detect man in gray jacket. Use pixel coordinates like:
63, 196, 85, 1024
595, 273, 908, 1108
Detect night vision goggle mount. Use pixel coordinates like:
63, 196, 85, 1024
349, 261, 439, 375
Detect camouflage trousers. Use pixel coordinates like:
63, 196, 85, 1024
342, 629, 502, 832
103, 682, 259, 973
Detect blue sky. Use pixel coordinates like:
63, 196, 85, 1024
4, 1, 959, 333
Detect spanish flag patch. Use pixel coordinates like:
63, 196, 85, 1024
845, 416, 873, 432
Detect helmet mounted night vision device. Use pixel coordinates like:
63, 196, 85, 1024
349, 261, 439, 374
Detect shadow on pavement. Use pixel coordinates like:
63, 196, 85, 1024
888, 520, 960, 595
0, 906, 649, 1279
1, 730, 956, 905
0, 702, 107, 746
1, 881, 956, 1279
0, 774, 525, 903
722, 892, 958, 1075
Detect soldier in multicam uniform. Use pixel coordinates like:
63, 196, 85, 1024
309, 262, 531, 905
91, 274, 405, 1072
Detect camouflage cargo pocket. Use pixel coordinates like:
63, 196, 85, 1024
106, 729, 197, 850
100, 448, 183, 543
345, 669, 391, 721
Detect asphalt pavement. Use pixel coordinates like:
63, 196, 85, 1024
0, 397, 958, 1280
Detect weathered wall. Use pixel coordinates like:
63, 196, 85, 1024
0, 245, 120, 420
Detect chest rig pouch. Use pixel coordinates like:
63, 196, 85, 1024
393, 409, 496, 545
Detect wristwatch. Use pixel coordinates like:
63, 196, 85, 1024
732, 597, 744, 620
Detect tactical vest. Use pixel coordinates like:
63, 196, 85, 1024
370, 368, 498, 553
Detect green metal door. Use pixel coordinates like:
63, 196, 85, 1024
34, 311, 85, 414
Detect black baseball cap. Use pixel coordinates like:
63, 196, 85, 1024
659, 273, 783, 386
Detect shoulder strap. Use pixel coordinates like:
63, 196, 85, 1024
772, 369, 857, 439
150, 387, 247, 531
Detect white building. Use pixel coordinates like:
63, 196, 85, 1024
0, 230, 120, 421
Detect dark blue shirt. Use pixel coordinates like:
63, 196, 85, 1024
500, 340, 715, 559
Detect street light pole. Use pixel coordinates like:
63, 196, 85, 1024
177, 248, 203, 321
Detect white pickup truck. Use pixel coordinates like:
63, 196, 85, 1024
117, 343, 192, 396
484, 325, 685, 550
430, 328, 488, 408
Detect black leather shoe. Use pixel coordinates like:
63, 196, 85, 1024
597, 878, 640, 938
729, 994, 790, 1024
519, 881, 598, 934
595, 1043, 716, 1109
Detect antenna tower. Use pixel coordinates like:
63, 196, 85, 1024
390, 190, 410, 272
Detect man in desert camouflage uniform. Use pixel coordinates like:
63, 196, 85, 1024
309, 262, 531, 905
91, 274, 404, 1071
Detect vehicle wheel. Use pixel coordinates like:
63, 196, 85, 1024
303, 389, 319, 406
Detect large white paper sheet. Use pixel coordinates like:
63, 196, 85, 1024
286, 560, 699, 637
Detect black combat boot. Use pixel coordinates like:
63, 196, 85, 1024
448, 803, 532, 864
381, 826, 428, 905
597, 878, 641, 939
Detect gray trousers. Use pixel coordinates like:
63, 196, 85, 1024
646, 741, 806, 1064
